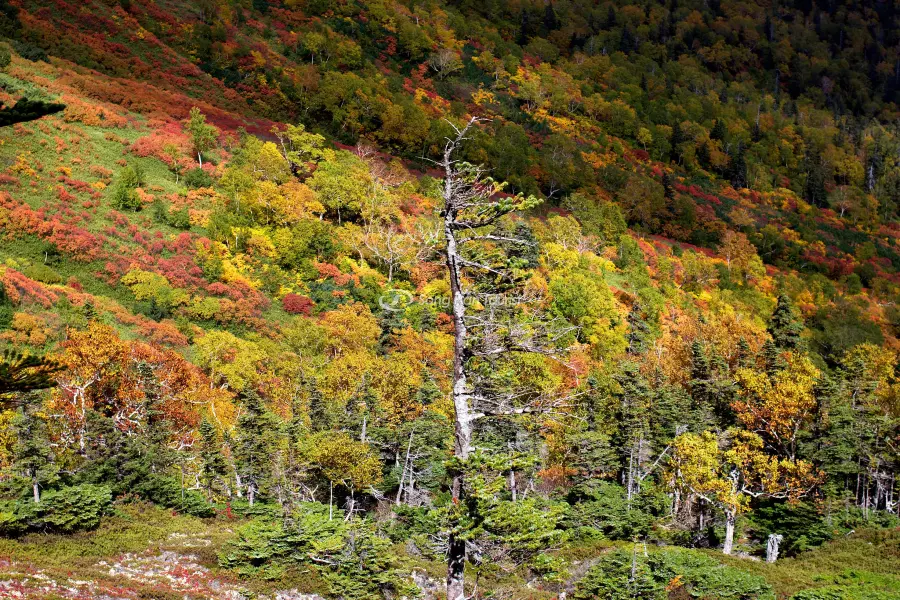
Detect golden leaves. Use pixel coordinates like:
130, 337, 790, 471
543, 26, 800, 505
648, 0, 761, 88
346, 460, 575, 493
733, 352, 819, 458
669, 429, 821, 513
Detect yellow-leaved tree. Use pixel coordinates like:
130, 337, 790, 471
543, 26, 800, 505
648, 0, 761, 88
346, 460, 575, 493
668, 429, 820, 554
305, 431, 381, 519
733, 352, 819, 460
193, 330, 264, 392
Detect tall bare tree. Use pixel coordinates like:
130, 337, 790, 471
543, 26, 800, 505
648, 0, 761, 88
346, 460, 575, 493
439, 117, 572, 600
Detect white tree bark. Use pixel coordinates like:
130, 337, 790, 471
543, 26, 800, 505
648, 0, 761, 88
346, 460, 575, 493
723, 509, 736, 555
766, 533, 783, 563
438, 117, 547, 600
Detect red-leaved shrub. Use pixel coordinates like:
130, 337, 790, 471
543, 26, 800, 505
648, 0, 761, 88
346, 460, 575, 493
282, 293, 314, 315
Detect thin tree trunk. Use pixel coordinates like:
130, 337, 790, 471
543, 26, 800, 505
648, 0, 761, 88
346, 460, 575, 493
32, 478, 40, 504
346, 492, 355, 521
723, 509, 736, 555
396, 431, 414, 505
864, 474, 870, 519
887, 473, 895, 513
766, 533, 783, 563
447, 537, 466, 600
443, 127, 476, 600
627, 445, 635, 503
856, 468, 862, 508
446, 215, 472, 600
396, 471, 405, 506
629, 544, 638, 588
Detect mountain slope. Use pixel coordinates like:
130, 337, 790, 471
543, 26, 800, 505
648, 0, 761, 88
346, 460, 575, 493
0, 1, 898, 599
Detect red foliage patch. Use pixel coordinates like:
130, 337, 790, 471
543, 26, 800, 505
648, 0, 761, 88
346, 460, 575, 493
2, 193, 103, 261
58, 176, 95, 194
282, 293, 314, 315
56, 186, 77, 203
129, 128, 190, 167
630, 148, 650, 162
674, 183, 722, 205
3, 269, 58, 308
314, 261, 361, 287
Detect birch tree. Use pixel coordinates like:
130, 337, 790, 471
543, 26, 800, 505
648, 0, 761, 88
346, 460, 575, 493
667, 430, 820, 555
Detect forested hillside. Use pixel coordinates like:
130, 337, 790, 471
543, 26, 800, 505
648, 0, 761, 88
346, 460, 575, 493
0, 0, 899, 598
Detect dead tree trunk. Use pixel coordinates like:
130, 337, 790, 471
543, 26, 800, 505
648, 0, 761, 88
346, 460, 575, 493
723, 508, 737, 555
438, 117, 545, 600
766, 533, 783, 563
442, 121, 477, 600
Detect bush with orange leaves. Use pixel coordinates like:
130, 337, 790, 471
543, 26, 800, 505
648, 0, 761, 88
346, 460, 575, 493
49, 322, 236, 454
2, 269, 59, 308
0, 311, 51, 347
62, 97, 127, 128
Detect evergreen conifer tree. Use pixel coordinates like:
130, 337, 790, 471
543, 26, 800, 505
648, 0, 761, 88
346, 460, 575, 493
614, 362, 652, 501
697, 140, 711, 168
804, 152, 828, 207
761, 339, 787, 376
689, 341, 713, 409
806, 375, 855, 489
11, 395, 56, 503
199, 419, 228, 500
736, 338, 753, 368
662, 172, 675, 201
543, 2, 558, 33
625, 303, 651, 355
414, 368, 442, 407
710, 119, 727, 141
727, 144, 748, 189
0, 350, 59, 407
670, 122, 685, 162
234, 389, 278, 506
768, 294, 803, 350
307, 376, 330, 432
